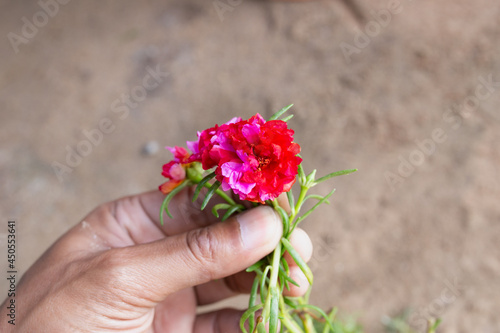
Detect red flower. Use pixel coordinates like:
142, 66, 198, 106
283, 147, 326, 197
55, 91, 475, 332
194, 114, 301, 203
159, 146, 191, 194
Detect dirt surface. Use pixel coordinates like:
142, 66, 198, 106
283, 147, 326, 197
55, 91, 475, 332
1, 0, 499, 331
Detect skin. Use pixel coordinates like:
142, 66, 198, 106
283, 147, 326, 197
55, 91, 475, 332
0, 189, 313, 332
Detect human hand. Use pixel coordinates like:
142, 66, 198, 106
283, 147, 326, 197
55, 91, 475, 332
0, 189, 313, 332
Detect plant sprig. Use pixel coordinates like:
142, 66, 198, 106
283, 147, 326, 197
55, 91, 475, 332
160, 105, 360, 333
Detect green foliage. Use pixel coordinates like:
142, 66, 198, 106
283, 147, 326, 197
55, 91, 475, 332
235, 157, 359, 332
160, 180, 191, 224
269, 104, 294, 121
192, 171, 216, 202
382, 310, 441, 333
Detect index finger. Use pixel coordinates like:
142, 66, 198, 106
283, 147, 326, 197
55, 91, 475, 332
118, 187, 224, 241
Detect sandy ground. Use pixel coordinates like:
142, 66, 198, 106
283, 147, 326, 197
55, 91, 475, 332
1, 0, 499, 331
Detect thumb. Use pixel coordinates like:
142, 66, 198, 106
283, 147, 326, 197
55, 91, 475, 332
102, 205, 282, 304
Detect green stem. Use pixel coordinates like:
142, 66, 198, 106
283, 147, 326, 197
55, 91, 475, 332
303, 287, 312, 304
202, 182, 237, 206
293, 186, 308, 219
281, 314, 304, 333
302, 316, 316, 333
289, 185, 309, 233
298, 294, 316, 333
279, 294, 304, 333
262, 241, 282, 325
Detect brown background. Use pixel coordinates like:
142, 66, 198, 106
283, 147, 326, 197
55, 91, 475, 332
1, 0, 499, 332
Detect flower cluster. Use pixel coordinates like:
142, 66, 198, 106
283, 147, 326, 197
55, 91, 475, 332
159, 105, 357, 333
160, 113, 302, 203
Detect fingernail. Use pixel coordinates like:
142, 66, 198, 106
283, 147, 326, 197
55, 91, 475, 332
237, 206, 282, 250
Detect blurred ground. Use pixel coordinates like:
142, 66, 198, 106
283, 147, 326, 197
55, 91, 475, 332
1, 0, 499, 332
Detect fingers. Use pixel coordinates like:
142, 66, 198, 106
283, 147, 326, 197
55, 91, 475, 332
104, 186, 280, 242
284, 266, 310, 296
195, 270, 255, 305
194, 308, 243, 333
125, 188, 222, 237
152, 288, 196, 332
99, 206, 282, 305
74, 189, 312, 308
67, 188, 235, 254
195, 309, 281, 333
75, 189, 301, 256
195, 227, 313, 304
284, 228, 313, 263
283, 228, 313, 296
276, 192, 291, 213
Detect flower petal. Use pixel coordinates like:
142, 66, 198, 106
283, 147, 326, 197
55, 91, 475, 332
169, 163, 186, 180
159, 180, 183, 194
